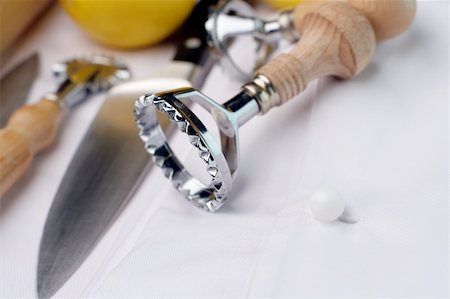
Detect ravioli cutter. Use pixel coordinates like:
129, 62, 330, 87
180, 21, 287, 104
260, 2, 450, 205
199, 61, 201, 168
206, 0, 298, 80
207, 0, 416, 80
135, 1, 415, 212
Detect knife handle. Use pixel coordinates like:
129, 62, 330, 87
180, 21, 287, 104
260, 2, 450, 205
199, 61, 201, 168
0, 98, 63, 197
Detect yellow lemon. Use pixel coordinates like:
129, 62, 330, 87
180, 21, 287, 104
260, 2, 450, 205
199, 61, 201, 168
60, 0, 196, 49
263, 0, 306, 10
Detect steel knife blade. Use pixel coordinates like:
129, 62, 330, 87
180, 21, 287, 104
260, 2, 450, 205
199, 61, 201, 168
0, 53, 39, 127
37, 1, 218, 298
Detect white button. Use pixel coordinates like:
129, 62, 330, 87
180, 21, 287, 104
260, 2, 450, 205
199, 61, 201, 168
309, 187, 346, 222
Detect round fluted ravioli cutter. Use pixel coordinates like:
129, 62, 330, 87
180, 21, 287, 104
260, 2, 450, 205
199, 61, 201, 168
135, 2, 415, 212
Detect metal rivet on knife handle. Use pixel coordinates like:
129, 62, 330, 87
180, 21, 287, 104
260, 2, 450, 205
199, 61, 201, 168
0, 55, 131, 198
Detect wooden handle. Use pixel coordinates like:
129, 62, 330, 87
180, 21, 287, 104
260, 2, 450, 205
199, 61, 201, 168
293, 0, 416, 41
0, 0, 53, 56
0, 98, 63, 197
256, 2, 375, 106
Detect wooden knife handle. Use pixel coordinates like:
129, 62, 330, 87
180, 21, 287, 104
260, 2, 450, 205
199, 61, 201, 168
256, 2, 376, 107
293, 0, 416, 41
0, 98, 63, 197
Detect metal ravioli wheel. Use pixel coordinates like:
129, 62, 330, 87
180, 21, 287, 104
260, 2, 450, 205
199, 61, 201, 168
52, 55, 131, 94
135, 89, 233, 212
205, 0, 298, 81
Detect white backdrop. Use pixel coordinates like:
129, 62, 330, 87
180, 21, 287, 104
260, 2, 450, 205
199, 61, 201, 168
0, 1, 448, 298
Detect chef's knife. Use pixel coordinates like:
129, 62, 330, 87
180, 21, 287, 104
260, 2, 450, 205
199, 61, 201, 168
37, 1, 218, 298
0, 53, 39, 127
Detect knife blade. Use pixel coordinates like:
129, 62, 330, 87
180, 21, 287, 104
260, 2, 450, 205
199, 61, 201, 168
37, 1, 218, 298
0, 53, 39, 127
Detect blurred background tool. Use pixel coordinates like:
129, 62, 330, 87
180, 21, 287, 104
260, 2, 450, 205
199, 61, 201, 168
0, 55, 130, 198
59, 0, 196, 48
206, 0, 300, 80
37, 1, 221, 298
0, 53, 39, 127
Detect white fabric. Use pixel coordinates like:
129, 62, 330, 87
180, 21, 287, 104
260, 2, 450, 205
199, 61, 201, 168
0, 2, 448, 298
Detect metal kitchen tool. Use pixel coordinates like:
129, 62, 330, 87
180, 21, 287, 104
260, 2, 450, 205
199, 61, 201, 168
206, 0, 416, 80
0, 53, 39, 127
135, 1, 415, 212
205, 0, 298, 80
0, 55, 130, 198
36, 0, 417, 295
37, 1, 219, 298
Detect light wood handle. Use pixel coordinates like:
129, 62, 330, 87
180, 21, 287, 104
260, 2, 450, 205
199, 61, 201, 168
256, 2, 376, 106
293, 0, 416, 41
0, 0, 53, 56
0, 98, 63, 197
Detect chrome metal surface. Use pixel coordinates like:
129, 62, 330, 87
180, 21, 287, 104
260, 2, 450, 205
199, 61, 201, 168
37, 62, 207, 299
222, 89, 260, 126
242, 73, 279, 114
277, 10, 299, 42
50, 55, 130, 109
206, 0, 299, 80
0, 53, 39, 126
135, 88, 259, 212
